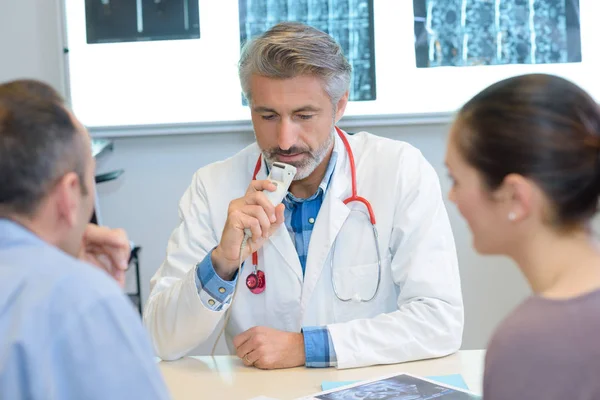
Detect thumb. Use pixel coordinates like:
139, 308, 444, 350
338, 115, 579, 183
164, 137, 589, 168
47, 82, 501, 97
274, 203, 285, 225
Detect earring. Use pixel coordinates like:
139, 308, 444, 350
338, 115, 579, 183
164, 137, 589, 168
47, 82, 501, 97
508, 212, 517, 221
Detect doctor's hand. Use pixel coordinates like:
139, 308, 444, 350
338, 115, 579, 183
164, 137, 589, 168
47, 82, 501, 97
233, 326, 305, 370
212, 180, 286, 280
78, 224, 130, 288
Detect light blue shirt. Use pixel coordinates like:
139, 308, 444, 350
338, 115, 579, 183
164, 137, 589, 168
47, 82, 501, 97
0, 219, 170, 400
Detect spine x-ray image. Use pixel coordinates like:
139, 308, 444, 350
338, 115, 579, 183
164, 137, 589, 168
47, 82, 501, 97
85, 0, 200, 44
413, 0, 581, 68
239, 0, 376, 102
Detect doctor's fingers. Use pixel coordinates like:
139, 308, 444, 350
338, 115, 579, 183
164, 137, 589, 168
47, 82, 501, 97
232, 330, 251, 349
245, 350, 276, 370
228, 192, 276, 225
240, 205, 275, 235
246, 179, 277, 195
230, 208, 271, 239
242, 191, 278, 222
235, 336, 265, 363
241, 349, 258, 367
233, 326, 266, 353
227, 211, 264, 241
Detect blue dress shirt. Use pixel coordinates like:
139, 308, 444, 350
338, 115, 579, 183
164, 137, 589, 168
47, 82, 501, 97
0, 219, 170, 399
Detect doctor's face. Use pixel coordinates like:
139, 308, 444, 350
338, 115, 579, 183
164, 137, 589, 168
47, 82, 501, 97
445, 125, 516, 255
249, 74, 348, 180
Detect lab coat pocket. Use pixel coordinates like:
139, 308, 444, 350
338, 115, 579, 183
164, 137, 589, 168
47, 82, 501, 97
331, 262, 382, 323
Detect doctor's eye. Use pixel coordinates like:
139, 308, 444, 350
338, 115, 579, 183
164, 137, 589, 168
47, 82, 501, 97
297, 114, 314, 120
261, 114, 276, 121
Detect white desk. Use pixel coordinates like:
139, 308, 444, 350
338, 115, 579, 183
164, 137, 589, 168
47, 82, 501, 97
159, 350, 485, 400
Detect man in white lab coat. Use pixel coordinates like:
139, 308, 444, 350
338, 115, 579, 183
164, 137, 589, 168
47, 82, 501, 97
144, 22, 463, 370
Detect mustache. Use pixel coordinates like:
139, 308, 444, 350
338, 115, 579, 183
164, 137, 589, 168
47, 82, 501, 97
266, 146, 312, 157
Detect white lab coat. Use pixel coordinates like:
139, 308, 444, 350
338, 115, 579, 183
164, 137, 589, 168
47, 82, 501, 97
144, 130, 463, 369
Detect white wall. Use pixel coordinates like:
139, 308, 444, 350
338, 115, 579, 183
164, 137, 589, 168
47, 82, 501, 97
0, 0, 66, 96
0, 0, 531, 351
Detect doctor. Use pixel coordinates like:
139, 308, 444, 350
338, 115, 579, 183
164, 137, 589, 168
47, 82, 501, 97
144, 22, 463, 370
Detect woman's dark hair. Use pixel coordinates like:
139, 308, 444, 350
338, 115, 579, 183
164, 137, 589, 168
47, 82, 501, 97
455, 73, 600, 227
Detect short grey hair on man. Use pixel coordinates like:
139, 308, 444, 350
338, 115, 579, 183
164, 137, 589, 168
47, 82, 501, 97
239, 21, 352, 104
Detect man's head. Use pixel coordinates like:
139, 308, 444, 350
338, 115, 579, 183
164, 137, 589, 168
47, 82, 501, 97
0, 80, 95, 256
238, 22, 352, 180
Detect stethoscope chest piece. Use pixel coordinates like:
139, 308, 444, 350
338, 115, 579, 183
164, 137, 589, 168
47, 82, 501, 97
246, 270, 266, 294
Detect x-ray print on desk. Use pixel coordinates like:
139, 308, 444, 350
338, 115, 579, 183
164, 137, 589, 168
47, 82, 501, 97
239, 0, 376, 102
85, 0, 200, 44
413, 0, 581, 68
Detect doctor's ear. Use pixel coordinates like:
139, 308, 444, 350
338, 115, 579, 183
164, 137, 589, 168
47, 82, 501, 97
334, 91, 349, 123
495, 174, 534, 222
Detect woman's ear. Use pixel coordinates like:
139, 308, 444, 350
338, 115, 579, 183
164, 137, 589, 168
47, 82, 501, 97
497, 173, 534, 222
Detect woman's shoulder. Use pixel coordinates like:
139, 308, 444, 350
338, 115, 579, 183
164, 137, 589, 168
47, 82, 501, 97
488, 289, 600, 357
483, 291, 600, 399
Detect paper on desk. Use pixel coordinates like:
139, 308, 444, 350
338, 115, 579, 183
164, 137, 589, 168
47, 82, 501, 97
298, 373, 479, 400
321, 373, 468, 391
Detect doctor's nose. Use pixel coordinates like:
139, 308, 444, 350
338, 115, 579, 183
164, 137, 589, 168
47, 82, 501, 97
276, 119, 298, 151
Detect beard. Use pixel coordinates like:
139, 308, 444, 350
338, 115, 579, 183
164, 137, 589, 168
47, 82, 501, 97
262, 127, 335, 181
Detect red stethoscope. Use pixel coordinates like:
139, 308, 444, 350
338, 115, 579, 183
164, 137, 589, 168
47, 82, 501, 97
246, 126, 379, 296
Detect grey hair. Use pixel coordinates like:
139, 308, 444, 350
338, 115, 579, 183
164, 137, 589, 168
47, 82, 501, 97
239, 22, 352, 104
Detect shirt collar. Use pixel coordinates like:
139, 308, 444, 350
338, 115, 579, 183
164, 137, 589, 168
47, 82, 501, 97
0, 218, 43, 246
285, 148, 338, 204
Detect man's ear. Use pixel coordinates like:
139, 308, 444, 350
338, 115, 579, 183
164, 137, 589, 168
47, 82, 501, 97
52, 172, 82, 228
334, 91, 349, 123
